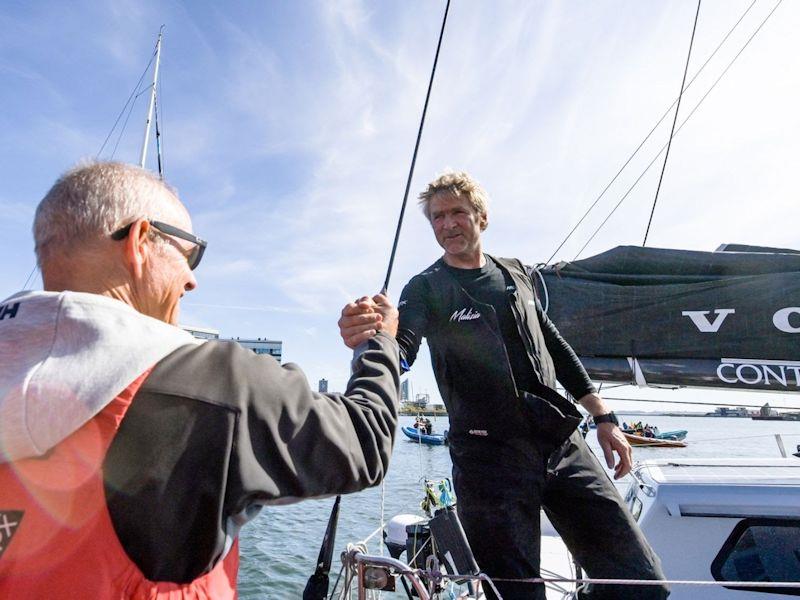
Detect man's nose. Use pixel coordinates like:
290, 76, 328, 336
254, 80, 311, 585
185, 271, 198, 292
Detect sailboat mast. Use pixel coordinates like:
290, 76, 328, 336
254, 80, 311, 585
139, 28, 163, 169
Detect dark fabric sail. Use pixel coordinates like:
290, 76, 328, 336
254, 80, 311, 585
534, 245, 800, 392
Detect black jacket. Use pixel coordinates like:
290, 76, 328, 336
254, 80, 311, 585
104, 333, 399, 582
398, 256, 594, 449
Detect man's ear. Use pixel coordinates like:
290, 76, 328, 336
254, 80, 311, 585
480, 214, 488, 231
124, 219, 151, 279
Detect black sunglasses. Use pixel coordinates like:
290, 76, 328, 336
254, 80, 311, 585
111, 220, 207, 270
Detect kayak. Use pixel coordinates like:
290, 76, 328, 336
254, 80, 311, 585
622, 429, 688, 441
623, 432, 687, 448
401, 426, 447, 446
654, 429, 687, 441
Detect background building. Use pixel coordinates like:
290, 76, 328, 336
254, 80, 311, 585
182, 325, 219, 340
236, 338, 283, 362
318, 378, 328, 393
183, 327, 282, 363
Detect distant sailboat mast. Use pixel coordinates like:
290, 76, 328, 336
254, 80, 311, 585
139, 27, 163, 170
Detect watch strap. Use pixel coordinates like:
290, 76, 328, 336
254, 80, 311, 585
593, 412, 619, 426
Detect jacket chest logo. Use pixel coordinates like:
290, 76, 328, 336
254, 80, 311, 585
449, 307, 481, 322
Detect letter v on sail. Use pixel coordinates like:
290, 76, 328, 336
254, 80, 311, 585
681, 309, 735, 332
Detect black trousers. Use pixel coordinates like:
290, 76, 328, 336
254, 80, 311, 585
453, 431, 669, 600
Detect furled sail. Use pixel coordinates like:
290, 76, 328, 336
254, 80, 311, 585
534, 245, 800, 392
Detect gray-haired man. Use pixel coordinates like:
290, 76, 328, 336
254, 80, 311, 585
0, 161, 400, 598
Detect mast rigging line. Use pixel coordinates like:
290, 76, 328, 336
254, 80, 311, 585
642, 0, 702, 247
139, 27, 164, 169
21, 265, 37, 290
27, 32, 159, 292
311, 5, 452, 597
381, 0, 451, 294
110, 86, 141, 161
544, 0, 758, 264
572, 0, 784, 261
96, 47, 158, 158
154, 83, 164, 178
602, 395, 799, 411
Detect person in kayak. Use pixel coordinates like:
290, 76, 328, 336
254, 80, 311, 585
339, 170, 668, 599
0, 161, 401, 599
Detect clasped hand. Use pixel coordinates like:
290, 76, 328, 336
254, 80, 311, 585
338, 294, 399, 349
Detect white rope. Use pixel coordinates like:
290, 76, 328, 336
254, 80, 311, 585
379, 481, 385, 557
685, 432, 800, 444
358, 524, 385, 546
416, 417, 425, 480
533, 268, 550, 314
338, 543, 369, 600
467, 575, 800, 589
377, 479, 386, 599
382, 565, 800, 594
409, 536, 431, 565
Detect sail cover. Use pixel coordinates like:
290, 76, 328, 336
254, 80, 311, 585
534, 245, 800, 392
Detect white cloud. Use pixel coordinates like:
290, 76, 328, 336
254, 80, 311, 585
2, 0, 798, 411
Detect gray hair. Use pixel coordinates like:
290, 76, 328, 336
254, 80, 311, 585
418, 170, 490, 222
34, 161, 185, 266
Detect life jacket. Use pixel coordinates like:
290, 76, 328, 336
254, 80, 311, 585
0, 372, 239, 599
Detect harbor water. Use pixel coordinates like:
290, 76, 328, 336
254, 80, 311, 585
238, 414, 800, 598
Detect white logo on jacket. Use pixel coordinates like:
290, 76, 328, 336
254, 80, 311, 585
450, 307, 481, 322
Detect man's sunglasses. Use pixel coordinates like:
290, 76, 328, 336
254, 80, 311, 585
111, 220, 207, 270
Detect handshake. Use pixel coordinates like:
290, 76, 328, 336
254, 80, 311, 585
338, 294, 399, 349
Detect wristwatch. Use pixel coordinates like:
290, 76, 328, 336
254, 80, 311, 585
593, 412, 619, 426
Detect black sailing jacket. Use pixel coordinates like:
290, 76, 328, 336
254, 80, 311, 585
398, 255, 593, 451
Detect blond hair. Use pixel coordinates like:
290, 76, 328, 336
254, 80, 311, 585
418, 170, 489, 223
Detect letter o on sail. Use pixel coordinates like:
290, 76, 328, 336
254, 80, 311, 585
717, 363, 737, 384
736, 364, 763, 385
773, 307, 800, 333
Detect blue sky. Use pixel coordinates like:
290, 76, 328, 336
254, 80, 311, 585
2, 0, 798, 412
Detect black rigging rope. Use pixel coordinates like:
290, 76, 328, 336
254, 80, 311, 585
308, 6, 452, 599
96, 49, 157, 158
642, 0, 702, 247
573, 0, 784, 261
21, 264, 38, 290
545, 0, 757, 265
110, 86, 142, 161
154, 85, 163, 178
382, 0, 451, 294
25, 37, 158, 292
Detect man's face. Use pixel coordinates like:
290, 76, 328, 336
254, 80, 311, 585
429, 192, 486, 261
138, 207, 198, 325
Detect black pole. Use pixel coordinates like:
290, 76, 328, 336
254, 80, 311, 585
302, 496, 341, 600
642, 0, 701, 247
304, 5, 452, 596
381, 0, 451, 294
